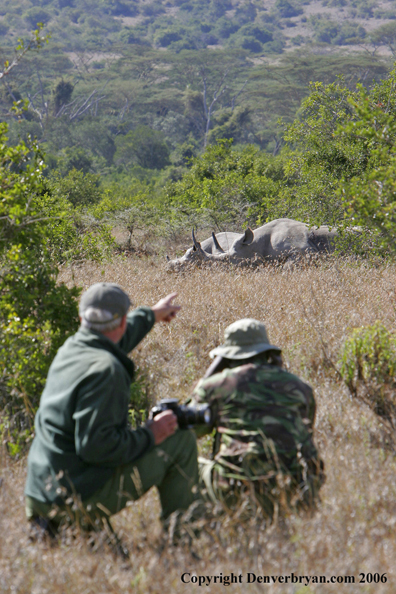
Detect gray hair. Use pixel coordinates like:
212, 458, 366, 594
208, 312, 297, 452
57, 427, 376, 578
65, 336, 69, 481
80, 307, 123, 333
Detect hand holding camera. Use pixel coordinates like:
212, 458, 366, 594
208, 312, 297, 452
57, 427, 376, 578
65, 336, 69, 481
149, 409, 178, 445
150, 398, 212, 430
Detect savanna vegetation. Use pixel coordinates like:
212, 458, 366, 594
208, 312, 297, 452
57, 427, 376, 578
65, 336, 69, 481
1, 0, 396, 170
3, 6, 396, 592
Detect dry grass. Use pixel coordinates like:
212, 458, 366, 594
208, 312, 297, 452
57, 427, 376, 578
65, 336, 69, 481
2, 254, 396, 593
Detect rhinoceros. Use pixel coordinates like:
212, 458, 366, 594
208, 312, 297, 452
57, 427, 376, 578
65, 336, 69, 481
167, 231, 241, 267
167, 218, 338, 268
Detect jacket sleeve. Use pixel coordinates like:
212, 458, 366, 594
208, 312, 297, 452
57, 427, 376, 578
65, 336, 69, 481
188, 379, 216, 439
72, 361, 155, 466
118, 307, 155, 354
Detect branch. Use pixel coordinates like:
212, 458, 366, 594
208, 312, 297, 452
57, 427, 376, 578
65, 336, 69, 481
0, 24, 50, 81
54, 97, 78, 118
119, 97, 129, 120
229, 79, 248, 111
1, 79, 26, 120
27, 92, 44, 128
36, 68, 48, 121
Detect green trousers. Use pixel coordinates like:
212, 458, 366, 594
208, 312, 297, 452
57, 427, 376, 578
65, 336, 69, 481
26, 429, 198, 528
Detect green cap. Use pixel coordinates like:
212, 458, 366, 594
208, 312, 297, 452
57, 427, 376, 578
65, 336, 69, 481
79, 283, 131, 323
209, 318, 281, 360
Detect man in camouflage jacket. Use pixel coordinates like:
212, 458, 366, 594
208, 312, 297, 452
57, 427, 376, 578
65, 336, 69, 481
189, 319, 324, 517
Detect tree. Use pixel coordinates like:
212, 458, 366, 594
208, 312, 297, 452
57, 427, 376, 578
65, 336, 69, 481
277, 65, 396, 253
114, 126, 171, 169
0, 24, 49, 83
178, 52, 250, 148
369, 22, 396, 58
53, 79, 74, 115
0, 121, 80, 449
337, 78, 396, 252
274, 0, 303, 18
49, 168, 102, 207
165, 139, 282, 228
0, 31, 82, 451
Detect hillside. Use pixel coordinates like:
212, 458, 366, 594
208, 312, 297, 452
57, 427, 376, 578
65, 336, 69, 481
1, 0, 396, 56
0, 0, 395, 175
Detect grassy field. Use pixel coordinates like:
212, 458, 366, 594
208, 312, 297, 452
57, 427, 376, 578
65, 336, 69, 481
2, 253, 396, 593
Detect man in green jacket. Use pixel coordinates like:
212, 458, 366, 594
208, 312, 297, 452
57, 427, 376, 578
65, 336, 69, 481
25, 283, 198, 532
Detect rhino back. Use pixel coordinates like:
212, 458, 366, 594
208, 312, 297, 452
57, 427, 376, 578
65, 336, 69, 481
229, 219, 312, 259
202, 232, 241, 254
270, 220, 311, 254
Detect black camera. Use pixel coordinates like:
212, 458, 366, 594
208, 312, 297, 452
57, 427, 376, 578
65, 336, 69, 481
150, 398, 212, 429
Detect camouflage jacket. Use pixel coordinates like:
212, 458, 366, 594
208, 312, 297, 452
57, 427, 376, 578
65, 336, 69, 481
190, 363, 322, 498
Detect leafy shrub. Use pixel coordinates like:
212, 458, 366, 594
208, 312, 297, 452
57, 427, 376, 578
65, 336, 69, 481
115, 126, 171, 170
24, 7, 51, 27
339, 322, 396, 427
274, 0, 303, 18
49, 169, 102, 207
119, 28, 148, 45
55, 147, 93, 175
0, 22, 9, 35
141, 2, 166, 16
239, 24, 273, 44
0, 123, 80, 451
234, 1, 257, 23
36, 192, 115, 264
215, 18, 240, 39
52, 79, 74, 115
165, 140, 283, 227
334, 23, 366, 45
99, 0, 139, 16
240, 36, 263, 53
155, 29, 183, 47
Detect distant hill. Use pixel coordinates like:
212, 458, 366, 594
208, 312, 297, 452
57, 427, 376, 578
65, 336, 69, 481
1, 0, 396, 55
1, 0, 395, 174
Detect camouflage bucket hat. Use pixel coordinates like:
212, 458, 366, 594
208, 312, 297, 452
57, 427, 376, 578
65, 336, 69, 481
209, 318, 281, 360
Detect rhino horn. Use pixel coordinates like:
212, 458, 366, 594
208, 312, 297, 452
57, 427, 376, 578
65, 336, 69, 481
191, 227, 210, 258
211, 231, 225, 253
192, 228, 202, 250
242, 227, 254, 245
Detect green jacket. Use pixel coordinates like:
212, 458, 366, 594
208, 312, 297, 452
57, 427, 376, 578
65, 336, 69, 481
25, 307, 155, 505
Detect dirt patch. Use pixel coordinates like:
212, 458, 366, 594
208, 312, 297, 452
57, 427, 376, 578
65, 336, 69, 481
66, 51, 123, 67
114, 15, 146, 27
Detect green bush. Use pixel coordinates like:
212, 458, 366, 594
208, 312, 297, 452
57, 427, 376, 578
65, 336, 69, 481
339, 322, 396, 426
49, 168, 102, 207
0, 123, 80, 452
36, 191, 116, 263
165, 139, 283, 228
114, 126, 171, 170
24, 7, 51, 27
240, 36, 263, 53
274, 0, 303, 18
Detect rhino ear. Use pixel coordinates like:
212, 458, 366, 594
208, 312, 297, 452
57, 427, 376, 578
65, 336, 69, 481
242, 227, 254, 245
212, 231, 225, 253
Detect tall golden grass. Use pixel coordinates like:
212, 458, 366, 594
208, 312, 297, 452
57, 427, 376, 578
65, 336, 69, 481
2, 253, 396, 593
